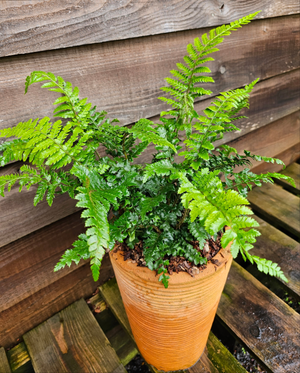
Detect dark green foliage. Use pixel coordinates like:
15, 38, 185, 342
0, 11, 293, 286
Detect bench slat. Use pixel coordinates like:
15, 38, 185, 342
0, 347, 12, 373
23, 298, 126, 373
6, 342, 31, 373
251, 215, 300, 296
248, 183, 300, 238
217, 261, 300, 373
277, 162, 300, 194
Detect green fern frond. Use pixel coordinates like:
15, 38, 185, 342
128, 119, 177, 152
140, 194, 166, 220
188, 220, 209, 250
0, 117, 91, 169
70, 164, 131, 280
160, 11, 261, 115
0, 164, 66, 206
75, 188, 109, 280
252, 256, 288, 282
54, 234, 90, 271
0, 165, 42, 196
178, 167, 286, 282
143, 159, 177, 182
3, 11, 288, 288
181, 80, 259, 166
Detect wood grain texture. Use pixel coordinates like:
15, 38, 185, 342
217, 261, 300, 373
1, 0, 299, 57
0, 212, 85, 312
73, 292, 137, 367
23, 298, 126, 373
106, 325, 138, 367
0, 347, 12, 373
276, 162, 300, 194
248, 183, 300, 238
6, 342, 31, 373
206, 333, 247, 373
223, 111, 300, 170
0, 15, 299, 132
100, 278, 134, 340
188, 352, 219, 373
0, 259, 114, 348
0, 163, 79, 248
251, 215, 300, 296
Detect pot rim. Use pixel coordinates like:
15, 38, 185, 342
110, 242, 232, 286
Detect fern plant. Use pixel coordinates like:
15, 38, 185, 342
0, 11, 294, 287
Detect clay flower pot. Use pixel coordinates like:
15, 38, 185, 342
110, 243, 232, 372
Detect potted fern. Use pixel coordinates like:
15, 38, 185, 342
0, 11, 294, 371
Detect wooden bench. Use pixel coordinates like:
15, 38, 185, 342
1, 162, 300, 373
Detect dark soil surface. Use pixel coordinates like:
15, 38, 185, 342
115, 231, 222, 277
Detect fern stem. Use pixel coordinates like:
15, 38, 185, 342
152, 225, 162, 234
95, 149, 101, 160
176, 208, 189, 230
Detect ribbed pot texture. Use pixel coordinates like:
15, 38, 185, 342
110, 243, 232, 372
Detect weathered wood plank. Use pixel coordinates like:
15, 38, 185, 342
89, 295, 138, 366
0, 347, 12, 373
277, 162, 300, 194
100, 278, 245, 373
0, 212, 85, 312
117, 341, 138, 368
6, 299, 137, 372
248, 183, 300, 238
206, 333, 247, 373
100, 278, 133, 339
251, 215, 300, 297
223, 111, 300, 171
23, 298, 126, 373
217, 261, 300, 373
1, 0, 299, 57
188, 351, 219, 373
6, 342, 31, 373
0, 15, 299, 132
0, 259, 113, 348
106, 325, 138, 367
0, 163, 79, 248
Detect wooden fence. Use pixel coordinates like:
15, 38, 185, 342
0, 0, 299, 348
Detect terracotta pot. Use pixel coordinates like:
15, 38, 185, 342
110, 243, 232, 372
